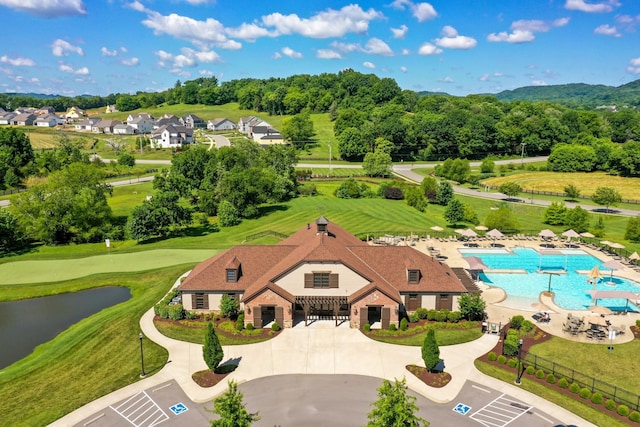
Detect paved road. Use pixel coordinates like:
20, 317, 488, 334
74, 376, 568, 427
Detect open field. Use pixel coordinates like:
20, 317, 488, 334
0, 265, 190, 427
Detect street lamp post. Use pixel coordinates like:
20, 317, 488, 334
515, 338, 524, 385
139, 332, 146, 378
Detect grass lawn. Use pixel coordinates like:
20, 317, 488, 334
0, 265, 192, 427
154, 318, 277, 345
0, 249, 215, 288
367, 325, 483, 346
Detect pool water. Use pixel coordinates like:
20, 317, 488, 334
462, 247, 640, 311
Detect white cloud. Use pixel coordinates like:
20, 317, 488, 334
261, 5, 383, 39
226, 23, 276, 41
435, 26, 477, 49
272, 52, 282, 59
101, 47, 118, 57
199, 70, 214, 77
400, 66, 407, 72
52, 39, 84, 57
364, 38, 393, 55
363, 61, 376, 69
565, 0, 620, 13
330, 41, 361, 53
391, 24, 408, 39
316, 49, 341, 59
401, 48, 410, 55
58, 62, 89, 75
121, 57, 139, 66
479, 73, 490, 81
488, 18, 569, 43
531, 79, 547, 86
627, 57, 640, 74
438, 76, 454, 83
594, 24, 621, 36
0, 0, 86, 17
0, 55, 35, 66
155, 47, 221, 69
417, 42, 442, 55
281, 47, 302, 58
391, 0, 437, 22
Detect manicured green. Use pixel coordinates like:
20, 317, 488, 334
0, 265, 190, 427
367, 327, 482, 346
153, 319, 276, 345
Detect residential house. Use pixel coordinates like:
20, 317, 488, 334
126, 112, 154, 122
37, 106, 56, 115
251, 126, 284, 145
75, 118, 100, 132
155, 114, 181, 129
65, 106, 87, 120
112, 123, 135, 135
207, 118, 236, 131
0, 112, 16, 125
179, 217, 475, 329
92, 119, 122, 134
150, 124, 194, 148
105, 105, 118, 114
14, 107, 36, 115
238, 116, 269, 134
34, 114, 59, 127
12, 113, 36, 126
127, 114, 155, 134
181, 114, 206, 129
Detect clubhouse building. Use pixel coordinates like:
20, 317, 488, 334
179, 217, 476, 328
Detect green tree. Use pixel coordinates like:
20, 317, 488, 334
127, 191, 192, 240
543, 202, 568, 226
499, 182, 522, 199
625, 215, 640, 242
422, 328, 440, 372
362, 151, 392, 177
565, 206, 590, 233
480, 158, 495, 173
592, 187, 622, 212
366, 378, 429, 427
118, 152, 136, 167
210, 380, 260, 427
281, 112, 315, 149
0, 209, 26, 253
444, 198, 465, 226
404, 186, 427, 212
458, 293, 486, 321
220, 294, 240, 318
335, 178, 370, 199
203, 322, 224, 372
484, 205, 519, 232
463, 202, 479, 225
564, 184, 580, 201
218, 200, 241, 227
337, 127, 367, 161
547, 144, 596, 172
420, 176, 438, 202
435, 181, 453, 206
591, 216, 606, 238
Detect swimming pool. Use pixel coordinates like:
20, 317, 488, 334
463, 247, 640, 311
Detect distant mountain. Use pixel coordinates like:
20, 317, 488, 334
493, 80, 640, 108
4, 92, 60, 99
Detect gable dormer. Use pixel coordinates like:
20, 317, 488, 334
407, 269, 421, 284
225, 256, 242, 283
316, 216, 329, 234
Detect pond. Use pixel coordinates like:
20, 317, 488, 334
0, 287, 130, 369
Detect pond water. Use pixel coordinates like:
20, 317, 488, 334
0, 287, 130, 369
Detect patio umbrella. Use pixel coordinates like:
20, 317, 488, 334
458, 228, 478, 238
464, 256, 487, 280
562, 229, 580, 242
586, 315, 608, 327
588, 265, 602, 281
608, 242, 625, 249
589, 305, 613, 316
629, 252, 640, 261
486, 228, 504, 245
580, 232, 595, 238
475, 225, 488, 231
602, 260, 625, 282
539, 229, 557, 239
600, 240, 613, 247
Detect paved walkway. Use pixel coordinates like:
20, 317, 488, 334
50, 274, 594, 427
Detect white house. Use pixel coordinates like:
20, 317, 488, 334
113, 123, 135, 135
207, 118, 236, 131
155, 114, 181, 129
0, 112, 15, 125
34, 114, 59, 127
150, 124, 194, 148
128, 116, 154, 134
75, 118, 100, 132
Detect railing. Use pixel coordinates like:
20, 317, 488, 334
243, 230, 288, 242
483, 185, 640, 205
521, 349, 640, 411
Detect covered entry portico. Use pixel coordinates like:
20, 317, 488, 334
295, 295, 349, 326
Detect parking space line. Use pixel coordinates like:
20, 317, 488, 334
110, 390, 170, 427
470, 394, 533, 427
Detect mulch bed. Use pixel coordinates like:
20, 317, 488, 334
192, 364, 238, 388
480, 324, 639, 425
154, 315, 280, 340
406, 365, 452, 388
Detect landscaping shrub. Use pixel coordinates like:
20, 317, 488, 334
168, 304, 185, 321
526, 366, 535, 375
510, 315, 524, 330
579, 388, 592, 400
558, 378, 569, 389
629, 411, 640, 423
487, 352, 497, 361
535, 369, 545, 379
409, 312, 419, 323
271, 322, 281, 332
389, 323, 397, 331
415, 308, 429, 319
434, 310, 448, 322
235, 312, 245, 331
185, 310, 197, 320
427, 309, 438, 321
636, 319, 640, 328
591, 392, 603, 404
507, 358, 518, 368
447, 311, 462, 323
520, 320, 534, 333
497, 355, 507, 364
503, 330, 521, 356
154, 303, 169, 319
546, 374, 556, 384
605, 399, 617, 411
246, 323, 254, 331
364, 323, 371, 332
383, 186, 404, 200
569, 383, 580, 394
400, 318, 408, 331
618, 405, 631, 417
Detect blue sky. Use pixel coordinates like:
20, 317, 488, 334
0, 0, 638, 97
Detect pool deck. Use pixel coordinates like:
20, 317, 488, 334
412, 237, 640, 344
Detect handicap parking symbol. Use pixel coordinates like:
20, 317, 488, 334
453, 403, 471, 415
170, 402, 188, 415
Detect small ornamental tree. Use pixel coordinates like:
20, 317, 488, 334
366, 378, 429, 427
592, 187, 622, 212
210, 380, 260, 427
458, 293, 486, 321
564, 184, 580, 200
220, 294, 240, 318
499, 182, 522, 199
444, 198, 465, 226
203, 322, 224, 372
422, 328, 440, 372
435, 181, 454, 206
